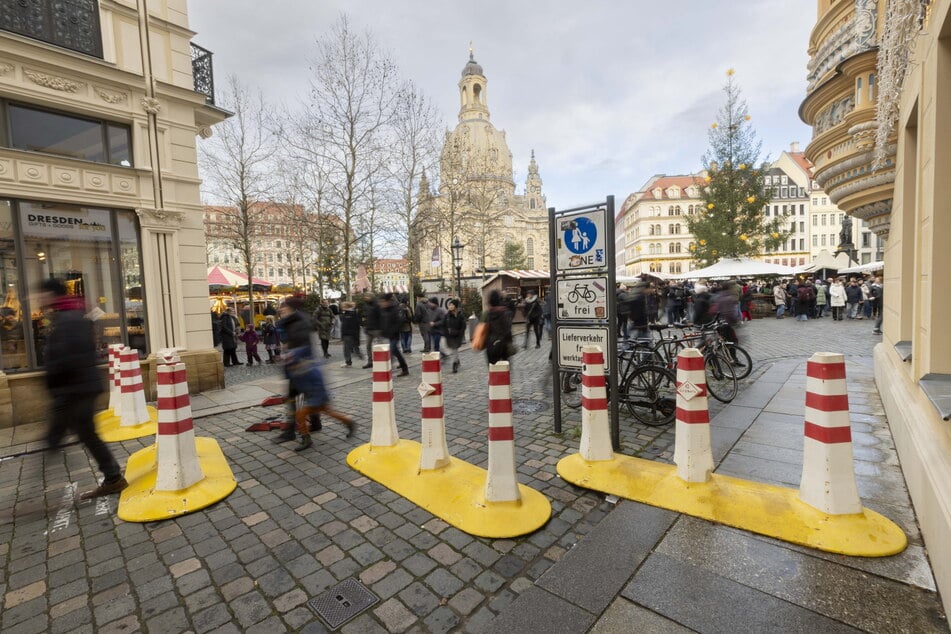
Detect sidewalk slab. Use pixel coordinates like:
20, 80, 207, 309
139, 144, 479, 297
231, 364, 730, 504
534, 502, 677, 614
623, 553, 862, 633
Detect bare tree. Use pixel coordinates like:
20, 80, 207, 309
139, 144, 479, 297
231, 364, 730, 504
294, 15, 400, 299
200, 75, 277, 312
388, 81, 442, 302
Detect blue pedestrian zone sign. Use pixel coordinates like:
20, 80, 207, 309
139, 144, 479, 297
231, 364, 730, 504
556, 211, 606, 271
564, 216, 597, 254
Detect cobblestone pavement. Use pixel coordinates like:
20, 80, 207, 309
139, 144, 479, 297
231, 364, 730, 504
1, 315, 943, 633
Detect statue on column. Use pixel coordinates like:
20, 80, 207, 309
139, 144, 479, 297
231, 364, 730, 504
838, 216, 853, 249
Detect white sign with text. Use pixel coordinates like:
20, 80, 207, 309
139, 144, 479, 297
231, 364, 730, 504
557, 276, 608, 321
557, 326, 611, 371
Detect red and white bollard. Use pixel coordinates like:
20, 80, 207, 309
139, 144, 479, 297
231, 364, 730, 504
418, 352, 450, 470
579, 346, 613, 461
370, 344, 399, 447
798, 352, 861, 514
107, 343, 124, 418
120, 347, 151, 427
485, 361, 520, 502
155, 350, 204, 491
673, 348, 714, 482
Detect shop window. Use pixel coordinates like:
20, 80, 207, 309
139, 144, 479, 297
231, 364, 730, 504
5, 201, 147, 369
7, 103, 132, 167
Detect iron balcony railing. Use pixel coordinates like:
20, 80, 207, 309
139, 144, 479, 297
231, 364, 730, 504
0, 0, 103, 58
190, 42, 215, 106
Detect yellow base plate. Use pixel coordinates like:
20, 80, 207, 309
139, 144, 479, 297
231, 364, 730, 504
348, 440, 551, 538
117, 437, 237, 523
556, 453, 906, 557
94, 406, 159, 442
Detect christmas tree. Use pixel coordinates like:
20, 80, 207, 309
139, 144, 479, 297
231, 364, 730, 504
686, 70, 789, 264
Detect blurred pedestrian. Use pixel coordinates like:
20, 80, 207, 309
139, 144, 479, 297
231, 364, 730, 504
482, 290, 514, 365
338, 301, 362, 367
220, 308, 240, 367
40, 279, 127, 499
443, 299, 467, 373
313, 299, 334, 358
521, 289, 544, 349
398, 298, 414, 353
261, 315, 280, 363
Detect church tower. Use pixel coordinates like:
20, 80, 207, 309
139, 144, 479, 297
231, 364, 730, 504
525, 150, 545, 212
459, 48, 489, 122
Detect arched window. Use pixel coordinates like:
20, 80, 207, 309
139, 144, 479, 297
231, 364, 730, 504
526, 237, 534, 256
473, 83, 482, 104
654, 224, 662, 235
530, 198, 536, 209
648, 243, 655, 255
687, 205, 694, 215
648, 225, 654, 236
671, 224, 681, 235
669, 242, 682, 254
688, 241, 696, 252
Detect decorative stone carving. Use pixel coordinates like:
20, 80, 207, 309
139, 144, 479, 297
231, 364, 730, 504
197, 125, 214, 139
854, 0, 878, 50
136, 207, 185, 229
140, 97, 161, 114
23, 70, 83, 93
0, 62, 14, 77
96, 88, 127, 104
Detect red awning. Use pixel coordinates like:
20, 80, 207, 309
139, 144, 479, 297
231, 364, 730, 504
207, 265, 272, 288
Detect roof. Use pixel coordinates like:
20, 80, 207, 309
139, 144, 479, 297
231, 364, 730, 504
633, 174, 705, 203
788, 152, 814, 178
480, 269, 550, 287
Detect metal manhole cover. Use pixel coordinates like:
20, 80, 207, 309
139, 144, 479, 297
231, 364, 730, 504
512, 399, 548, 414
307, 577, 379, 630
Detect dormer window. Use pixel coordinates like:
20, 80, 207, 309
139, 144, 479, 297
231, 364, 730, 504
652, 188, 663, 199
666, 187, 681, 199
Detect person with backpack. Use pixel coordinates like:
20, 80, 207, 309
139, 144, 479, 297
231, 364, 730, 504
796, 281, 815, 322
398, 298, 414, 354
521, 289, 544, 349
378, 293, 410, 377
482, 290, 514, 365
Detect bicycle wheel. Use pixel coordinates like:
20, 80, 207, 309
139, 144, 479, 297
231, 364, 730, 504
560, 369, 583, 408
704, 353, 738, 403
622, 365, 677, 426
723, 343, 753, 380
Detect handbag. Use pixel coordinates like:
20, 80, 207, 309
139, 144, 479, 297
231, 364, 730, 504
471, 321, 489, 351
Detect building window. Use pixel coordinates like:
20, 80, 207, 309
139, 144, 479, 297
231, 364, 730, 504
781, 187, 788, 198
671, 224, 681, 235
530, 198, 535, 209
856, 76, 863, 104
6, 102, 132, 167
821, 214, 827, 225
799, 222, 805, 233
526, 237, 534, 256
821, 234, 827, 246
527, 257, 534, 268
799, 238, 804, 251
869, 73, 876, 101
800, 204, 805, 215
812, 197, 819, 205
812, 235, 818, 246
861, 232, 871, 248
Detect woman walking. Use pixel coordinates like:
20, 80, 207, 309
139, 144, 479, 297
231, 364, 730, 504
829, 278, 847, 321
443, 299, 467, 373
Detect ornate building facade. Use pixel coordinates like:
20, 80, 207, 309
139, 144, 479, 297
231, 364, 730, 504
415, 52, 549, 291
0, 0, 227, 424
799, 0, 893, 238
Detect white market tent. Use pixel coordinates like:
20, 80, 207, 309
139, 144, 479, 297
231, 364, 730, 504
838, 261, 884, 274
794, 249, 855, 274
669, 257, 796, 280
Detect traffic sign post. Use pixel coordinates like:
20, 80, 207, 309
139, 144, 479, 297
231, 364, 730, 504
548, 196, 618, 449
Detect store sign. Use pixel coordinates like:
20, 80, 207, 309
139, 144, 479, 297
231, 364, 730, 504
557, 326, 611, 371
556, 275, 608, 321
555, 211, 606, 271
20, 209, 110, 241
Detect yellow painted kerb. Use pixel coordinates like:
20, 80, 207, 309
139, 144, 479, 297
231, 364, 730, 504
348, 440, 551, 539
94, 406, 159, 442
117, 437, 237, 522
557, 452, 906, 557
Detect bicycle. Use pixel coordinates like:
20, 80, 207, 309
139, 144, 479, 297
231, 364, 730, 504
566, 284, 597, 303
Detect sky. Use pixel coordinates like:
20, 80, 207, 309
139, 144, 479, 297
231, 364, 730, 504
188, 1, 816, 211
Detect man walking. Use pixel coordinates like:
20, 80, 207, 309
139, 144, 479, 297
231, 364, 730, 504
414, 297, 432, 353
378, 294, 409, 377
40, 279, 127, 499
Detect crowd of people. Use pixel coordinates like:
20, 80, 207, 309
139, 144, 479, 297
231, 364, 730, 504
614, 273, 883, 337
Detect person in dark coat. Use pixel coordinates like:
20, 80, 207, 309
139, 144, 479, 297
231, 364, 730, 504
427, 297, 446, 354
483, 290, 514, 365
313, 300, 334, 358
338, 301, 362, 367
689, 283, 714, 327
219, 308, 240, 367
415, 297, 433, 353
261, 315, 280, 363
40, 279, 127, 500
442, 299, 467, 373
378, 293, 409, 377
362, 293, 381, 369
521, 289, 544, 349
238, 323, 263, 365
627, 282, 649, 340
210, 311, 221, 348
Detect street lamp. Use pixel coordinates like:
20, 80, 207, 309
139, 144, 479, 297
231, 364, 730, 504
451, 236, 465, 299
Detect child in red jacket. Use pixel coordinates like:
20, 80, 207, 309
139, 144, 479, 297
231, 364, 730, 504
238, 324, 263, 366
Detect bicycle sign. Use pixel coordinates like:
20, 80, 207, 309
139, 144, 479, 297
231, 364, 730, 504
555, 210, 606, 271
557, 275, 608, 321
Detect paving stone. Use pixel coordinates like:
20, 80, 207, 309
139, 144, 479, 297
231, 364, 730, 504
282, 606, 315, 630
450, 557, 482, 582
185, 586, 222, 613
316, 544, 345, 566
193, 604, 233, 634
93, 594, 136, 627
423, 568, 464, 598
246, 615, 285, 634
231, 590, 271, 628
221, 576, 255, 602
374, 597, 417, 632
402, 553, 438, 577
169, 557, 202, 578
258, 567, 296, 598
145, 606, 189, 633
2, 596, 47, 628
360, 560, 397, 586
96, 614, 140, 634
398, 581, 441, 618
589, 598, 693, 634
373, 568, 415, 601
139, 591, 179, 621
4, 580, 45, 609
483, 586, 595, 634
448, 587, 485, 616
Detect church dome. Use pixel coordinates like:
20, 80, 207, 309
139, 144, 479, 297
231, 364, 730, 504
462, 58, 483, 77
440, 119, 514, 191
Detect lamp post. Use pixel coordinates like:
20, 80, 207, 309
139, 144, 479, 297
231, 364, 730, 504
451, 236, 465, 299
